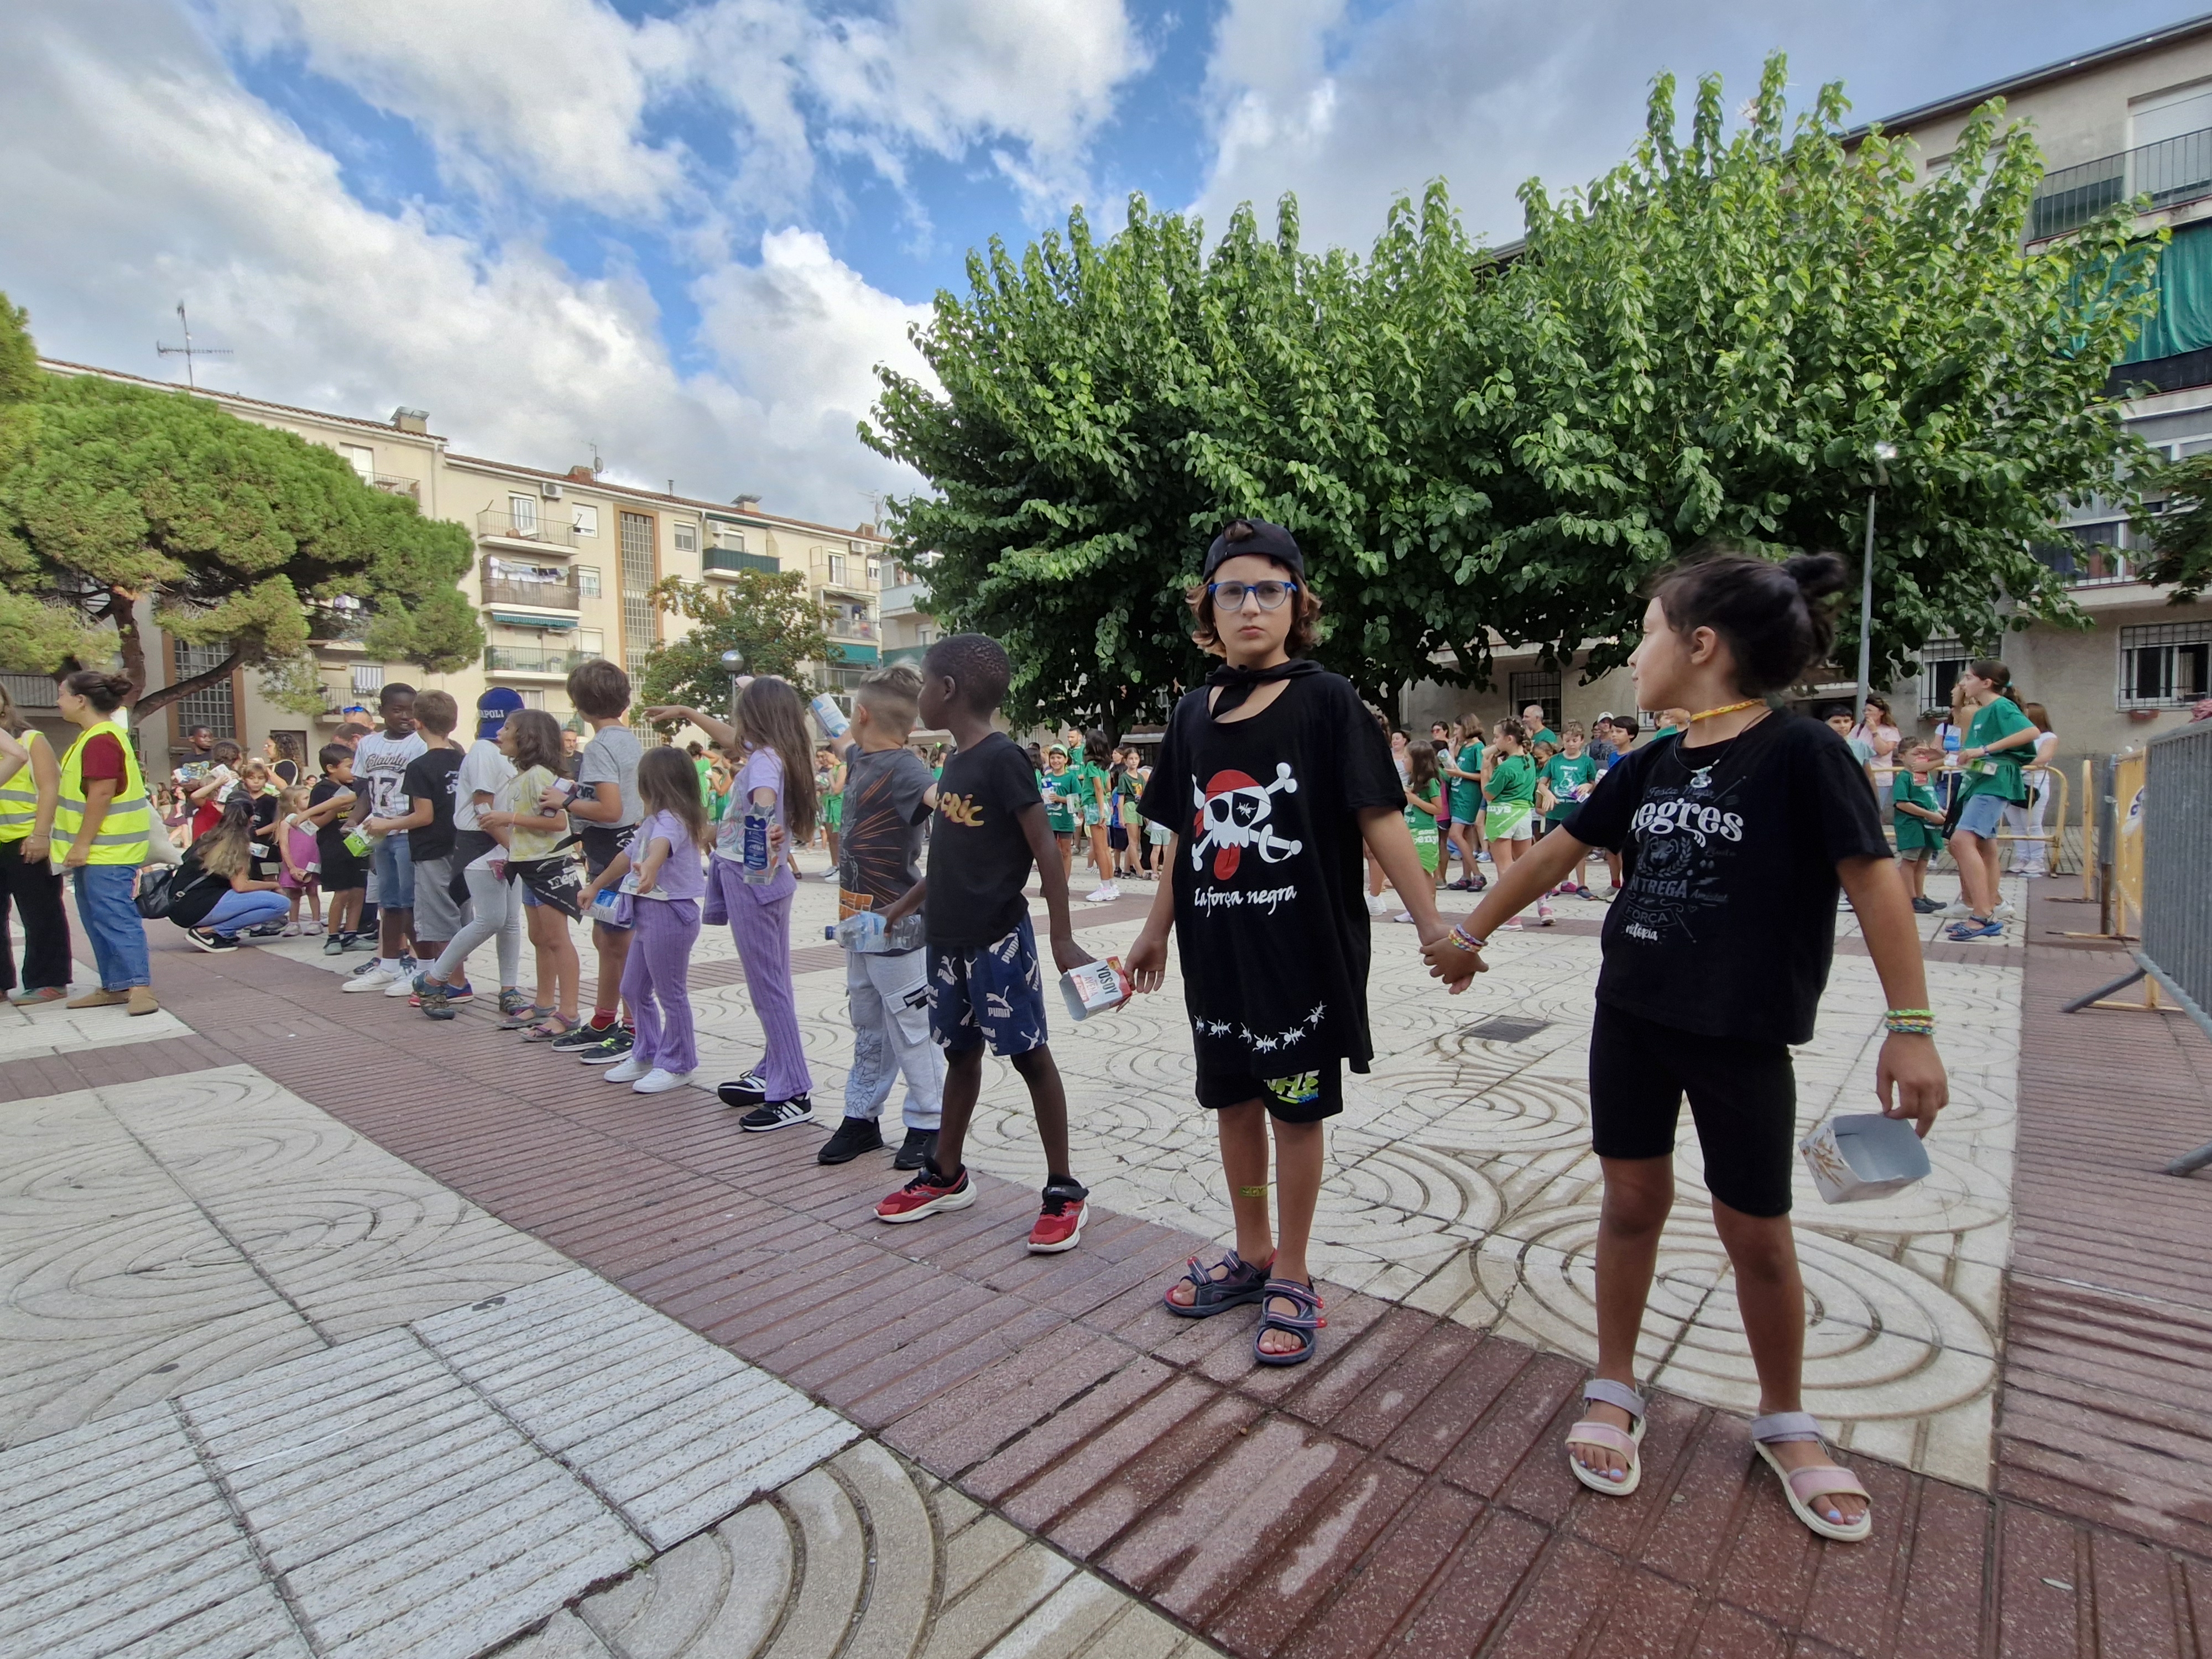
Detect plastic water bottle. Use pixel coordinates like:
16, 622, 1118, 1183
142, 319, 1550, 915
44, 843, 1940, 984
741, 799, 776, 885
810, 693, 851, 739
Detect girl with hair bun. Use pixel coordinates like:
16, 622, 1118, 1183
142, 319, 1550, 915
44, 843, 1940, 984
1942, 660, 2038, 937
1424, 541, 1948, 1545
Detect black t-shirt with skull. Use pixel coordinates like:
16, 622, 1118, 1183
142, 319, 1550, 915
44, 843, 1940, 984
1138, 667, 1406, 1082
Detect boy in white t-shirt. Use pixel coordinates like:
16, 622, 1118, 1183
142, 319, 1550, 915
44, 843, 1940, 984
342, 684, 427, 994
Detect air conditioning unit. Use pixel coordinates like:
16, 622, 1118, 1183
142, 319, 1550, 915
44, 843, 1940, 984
540, 481, 564, 500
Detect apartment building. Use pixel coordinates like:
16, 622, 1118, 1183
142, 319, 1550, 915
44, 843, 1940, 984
19, 361, 890, 758
1409, 15, 2212, 774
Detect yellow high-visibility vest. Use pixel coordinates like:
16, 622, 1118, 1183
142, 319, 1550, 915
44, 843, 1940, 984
56, 720, 151, 864
0, 728, 53, 843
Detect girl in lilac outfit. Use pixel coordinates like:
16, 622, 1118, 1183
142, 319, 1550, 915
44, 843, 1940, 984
582, 747, 709, 1095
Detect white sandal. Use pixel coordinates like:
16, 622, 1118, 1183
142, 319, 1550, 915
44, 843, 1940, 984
1752, 1411, 1872, 1542
1564, 1378, 1647, 1496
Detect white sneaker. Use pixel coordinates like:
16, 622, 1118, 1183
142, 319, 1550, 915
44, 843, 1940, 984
1936, 900, 1972, 919
1394, 911, 1415, 924
633, 1067, 696, 1094
603, 1056, 650, 1083
1993, 901, 2017, 921
1497, 917, 1524, 931
1364, 892, 1390, 916
342, 965, 398, 993
1084, 885, 1114, 903
1536, 901, 1555, 926
382, 966, 420, 997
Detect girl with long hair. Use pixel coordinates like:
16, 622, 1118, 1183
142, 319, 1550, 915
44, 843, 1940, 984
477, 708, 581, 1037
643, 676, 820, 1124
0, 680, 72, 1002
1942, 660, 2037, 938
581, 745, 710, 1093
1400, 737, 1444, 919
174, 796, 291, 950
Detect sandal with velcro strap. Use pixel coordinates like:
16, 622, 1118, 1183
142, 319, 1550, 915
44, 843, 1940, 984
1564, 1378, 1648, 1496
1251, 1277, 1325, 1366
1752, 1411, 1872, 1542
1162, 1249, 1273, 1318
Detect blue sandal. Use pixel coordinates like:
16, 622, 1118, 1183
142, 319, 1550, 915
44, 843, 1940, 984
1164, 1249, 1273, 1318
1253, 1277, 1325, 1366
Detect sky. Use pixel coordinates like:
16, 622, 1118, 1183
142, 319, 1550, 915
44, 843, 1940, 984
0, 1, 2194, 527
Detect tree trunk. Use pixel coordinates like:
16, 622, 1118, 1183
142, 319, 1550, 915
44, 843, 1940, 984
102, 587, 148, 701
131, 646, 243, 723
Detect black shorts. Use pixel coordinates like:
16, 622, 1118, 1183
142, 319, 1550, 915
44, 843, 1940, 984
1196, 1060, 1343, 1124
1588, 1000, 1797, 1217
1108, 825, 1129, 851
580, 823, 632, 879
317, 841, 366, 893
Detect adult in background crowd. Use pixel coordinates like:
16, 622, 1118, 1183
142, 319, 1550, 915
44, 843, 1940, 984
0, 682, 71, 1004
2004, 702, 2059, 876
264, 732, 306, 789
1850, 693, 1901, 809
54, 670, 157, 1015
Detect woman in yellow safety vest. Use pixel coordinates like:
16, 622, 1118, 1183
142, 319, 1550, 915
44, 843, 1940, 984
54, 669, 158, 1015
0, 680, 71, 1004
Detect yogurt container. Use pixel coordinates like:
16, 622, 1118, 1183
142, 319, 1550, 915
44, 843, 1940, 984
1059, 958, 1132, 1021
1798, 1113, 1931, 1203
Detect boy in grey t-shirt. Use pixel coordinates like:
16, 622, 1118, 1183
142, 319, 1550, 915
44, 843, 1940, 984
549, 660, 644, 1062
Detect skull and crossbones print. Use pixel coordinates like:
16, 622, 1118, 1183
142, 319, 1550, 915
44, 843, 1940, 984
1190, 762, 1303, 879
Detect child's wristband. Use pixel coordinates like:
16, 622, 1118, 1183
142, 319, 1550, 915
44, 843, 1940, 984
1884, 1008, 1935, 1036
1448, 923, 1485, 954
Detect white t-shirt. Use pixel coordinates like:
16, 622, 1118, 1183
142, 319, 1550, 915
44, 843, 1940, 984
452, 738, 515, 833
575, 724, 642, 830
353, 729, 427, 820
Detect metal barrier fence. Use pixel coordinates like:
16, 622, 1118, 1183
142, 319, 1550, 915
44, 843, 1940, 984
2063, 721, 2212, 1175
1870, 764, 2072, 874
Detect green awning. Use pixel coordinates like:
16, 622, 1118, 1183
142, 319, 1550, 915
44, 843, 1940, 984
489, 611, 577, 630
2124, 221, 2212, 362
831, 643, 879, 665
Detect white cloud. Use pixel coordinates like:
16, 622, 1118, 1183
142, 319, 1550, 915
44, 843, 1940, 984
0, 0, 926, 524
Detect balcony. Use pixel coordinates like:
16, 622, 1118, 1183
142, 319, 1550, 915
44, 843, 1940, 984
703, 547, 779, 578
477, 508, 577, 553
881, 645, 926, 669
2032, 126, 2212, 240
826, 613, 877, 643
486, 646, 587, 679
371, 474, 421, 502
0, 672, 57, 710
481, 557, 581, 614
878, 579, 930, 617
309, 610, 375, 652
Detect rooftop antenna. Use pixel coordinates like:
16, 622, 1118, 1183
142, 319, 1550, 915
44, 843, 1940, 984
156, 302, 231, 391
590, 441, 603, 474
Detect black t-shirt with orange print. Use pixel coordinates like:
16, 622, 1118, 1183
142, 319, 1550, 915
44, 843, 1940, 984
922, 732, 1042, 949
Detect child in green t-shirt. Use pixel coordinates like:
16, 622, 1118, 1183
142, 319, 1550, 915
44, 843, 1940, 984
1537, 721, 1601, 905
1946, 662, 2038, 941
1891, 744, 1947, 912
1480, 719, 1538, 930
1443, 720, 1488, 891
1399, 743, 1444, 919
1041, 745, 1079, 880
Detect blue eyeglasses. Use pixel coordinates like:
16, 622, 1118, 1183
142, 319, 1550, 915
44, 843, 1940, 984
1207, 580, 1300, 611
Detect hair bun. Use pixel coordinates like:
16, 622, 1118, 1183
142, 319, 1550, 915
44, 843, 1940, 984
102, 672, 133, 699
1782, 551, 1848, 603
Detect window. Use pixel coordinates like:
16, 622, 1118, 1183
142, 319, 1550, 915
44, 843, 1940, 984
575, 629, 604, 656
575, 565, 602, 599
867, 559, 881, 586
572, 503, 599, 538
338, 443, 374, 484
2132, 80, 2212, 149
508, 493, 538, 536
674, 523, 697, 554
1507, 670, 1561, 732
1917, 640, 1968, 716
351, 664, 384, 695
620, 511, 658, 677
827, 551, 847, 585
917, 626, 934, 646
2119, 622, 2212, 710
713, 523, 746, 552
173, 640, 236, 740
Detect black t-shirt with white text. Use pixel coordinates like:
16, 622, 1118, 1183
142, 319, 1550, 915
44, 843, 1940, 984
400, 748, 465, 862
1568, 715, 1891, 1046
1138, 667, 1405, 1079
924, 733, 1042, 949
839, 745, 936, 950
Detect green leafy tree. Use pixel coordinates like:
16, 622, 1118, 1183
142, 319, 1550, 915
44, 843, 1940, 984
635, 570, 832, 726
0, 294, 481, 718
2131, 453, 2212, 602
868, 55, 2158, 716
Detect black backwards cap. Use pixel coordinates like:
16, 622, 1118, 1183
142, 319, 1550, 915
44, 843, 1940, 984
1202, 518, 1305, 583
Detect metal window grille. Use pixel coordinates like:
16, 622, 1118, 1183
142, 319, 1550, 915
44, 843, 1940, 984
1506, 671, 1561, 732
1918, 640, 1968, 716
351, 664, 384, 695
2118, 622, 2212, 711
576, 565, 602, 599
173, 641, 236, 739
619, 513, 657, 671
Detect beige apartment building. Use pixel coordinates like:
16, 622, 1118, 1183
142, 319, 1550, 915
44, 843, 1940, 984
15, 361, 890, 760
1410, 15, 2212, 782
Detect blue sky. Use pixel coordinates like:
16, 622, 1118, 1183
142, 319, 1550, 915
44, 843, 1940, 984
0, 1, 2194, 523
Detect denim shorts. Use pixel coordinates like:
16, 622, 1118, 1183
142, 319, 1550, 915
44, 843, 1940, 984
927, 914, 1048, 1057
1954, 789, 2006, 840
370, 832, 415, 909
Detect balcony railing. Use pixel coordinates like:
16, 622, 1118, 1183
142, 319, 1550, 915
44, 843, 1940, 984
477, 508, 577, 550
2033, 534, 2136, 586
309, 610, 375, 649
703, 547, 779, 576
371, 474, 421, 502
2032, 126, 2212, 239
826, 614, 877, 641
878, 580, 930, 615
486, 646, 587, 677
481, 558, 581, 612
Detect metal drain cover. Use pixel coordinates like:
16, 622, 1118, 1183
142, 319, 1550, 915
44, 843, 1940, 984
1462, 1015, 1550, 1044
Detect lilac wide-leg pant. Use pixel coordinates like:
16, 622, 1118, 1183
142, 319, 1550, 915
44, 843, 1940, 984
621, 896, 700, 1076
718, 864, 812, 1100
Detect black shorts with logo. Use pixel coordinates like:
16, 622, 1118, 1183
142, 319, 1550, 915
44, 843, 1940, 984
1195, 1060, 1344, 1124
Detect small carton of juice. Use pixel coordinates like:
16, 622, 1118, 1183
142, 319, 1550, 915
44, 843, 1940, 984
342, 827, 373, 858
1797, 1114, 1931, 1204
1060, 958, 1131, 1022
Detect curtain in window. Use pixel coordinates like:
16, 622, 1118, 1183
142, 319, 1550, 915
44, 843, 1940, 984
2124, 222, 2212, 362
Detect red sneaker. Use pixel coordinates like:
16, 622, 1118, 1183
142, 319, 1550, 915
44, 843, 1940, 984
1027, 1178, 1088, 1254
875, 1164, 975, 1223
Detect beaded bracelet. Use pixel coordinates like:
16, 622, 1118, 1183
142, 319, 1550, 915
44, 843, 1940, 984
1449, 922, 1485, 954
1884, 1007, 1935, 1035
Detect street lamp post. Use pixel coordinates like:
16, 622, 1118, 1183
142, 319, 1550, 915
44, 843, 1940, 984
720, 649, 745, 727
1855, 442, 1898, 725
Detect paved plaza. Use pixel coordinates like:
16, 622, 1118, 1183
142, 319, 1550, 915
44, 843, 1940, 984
1, 864, 2207, 1657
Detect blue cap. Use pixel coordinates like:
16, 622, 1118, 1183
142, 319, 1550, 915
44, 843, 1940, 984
476, 686, 525, 739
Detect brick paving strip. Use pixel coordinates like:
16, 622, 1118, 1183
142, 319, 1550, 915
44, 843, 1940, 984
17, 884, 2210, 1658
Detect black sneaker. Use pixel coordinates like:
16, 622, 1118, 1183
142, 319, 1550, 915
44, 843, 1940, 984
739, 1094, 813, 1131
244, 921, 288, 938
323, 934, 347, 957
551, 1020, 617, 1053
186, 928, 237, 953
717, 1070, 769, 1109
817, 1116, 885, 1164
575, 1026, 635, 1065
1910, 896, 1944, 914
893, 1128, 938, 1172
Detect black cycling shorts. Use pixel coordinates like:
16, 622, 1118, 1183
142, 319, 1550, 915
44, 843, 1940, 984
1588, 1000, 1797, 1217
1196, 1060, 1344, 1124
